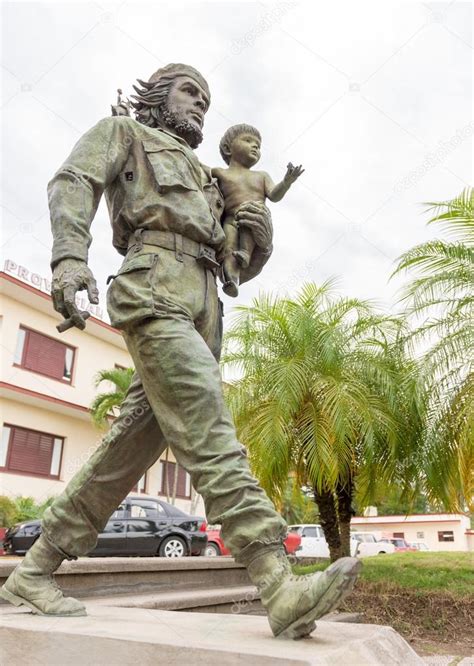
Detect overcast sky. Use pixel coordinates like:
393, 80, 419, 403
1, 1, 472, 326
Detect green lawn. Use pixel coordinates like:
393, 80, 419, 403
294, 552, 474, 597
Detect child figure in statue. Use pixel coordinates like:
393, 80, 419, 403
213, 124, 304, 297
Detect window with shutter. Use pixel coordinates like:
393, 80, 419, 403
161, 461, 174, 497
1, 424, 63, 478
15, 327, 75, 383
438, 531, 455, 542
131, 473, 147, 493
177, 466, 187, 497
159, 461, 191, 498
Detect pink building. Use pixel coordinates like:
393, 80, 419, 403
351, 513, 473, 552
0, 264, 204, 516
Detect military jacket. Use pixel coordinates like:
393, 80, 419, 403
48, 116, 227, 267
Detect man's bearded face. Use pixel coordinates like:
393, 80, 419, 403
159, 76, 209, 149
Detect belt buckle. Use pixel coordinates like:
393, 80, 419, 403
196, 244, 220, 270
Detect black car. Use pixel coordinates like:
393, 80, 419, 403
4, 496, 208, 558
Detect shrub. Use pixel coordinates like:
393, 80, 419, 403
0, 495, 17, 527
0, 496, 57, 527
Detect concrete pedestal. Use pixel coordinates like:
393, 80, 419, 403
0, 604, 423, 665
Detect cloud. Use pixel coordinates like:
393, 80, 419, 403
1, 1, 472, 326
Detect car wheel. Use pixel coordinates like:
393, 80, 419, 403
378, 551, 386, 554
158, 535, 187, 558
204, 543, 221, 557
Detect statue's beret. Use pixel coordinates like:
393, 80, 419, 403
148, 63, 210, 102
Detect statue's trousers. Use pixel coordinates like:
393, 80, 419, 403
42, 244, 287, 562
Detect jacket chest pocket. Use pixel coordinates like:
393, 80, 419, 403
142, 140, 199, 192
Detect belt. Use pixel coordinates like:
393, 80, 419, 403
128, 229, 220, 269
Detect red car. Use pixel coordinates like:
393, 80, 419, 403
380, 538, 417, 553
205, 527, 301, 557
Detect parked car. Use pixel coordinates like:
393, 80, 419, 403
0, 527, 7, 556
289, 524, 331, 557
288, 525, 395, 557
410, 541, 430, 551
3, 521, 41, 555
204, 526, 301, 557
3, 496, 208, 558
351, 532, 395, 556
379, 538, 417, 552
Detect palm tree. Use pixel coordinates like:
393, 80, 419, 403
90, 366, 135, 428
393, 188, 474, 511
223, 282, 416, 560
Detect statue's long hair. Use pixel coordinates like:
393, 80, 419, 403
130, 76, 174, 127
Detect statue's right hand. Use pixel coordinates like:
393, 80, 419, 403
51, 259, 99, 330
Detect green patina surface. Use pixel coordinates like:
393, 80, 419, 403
48, 116, 226, 267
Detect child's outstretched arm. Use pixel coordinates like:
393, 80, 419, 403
265, 162, 304, 202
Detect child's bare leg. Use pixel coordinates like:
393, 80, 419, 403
222, 219, 241, 298
234, 227, 255, 269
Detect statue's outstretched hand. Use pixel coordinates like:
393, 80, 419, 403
284, 162, 305, 185
51, 259, 99, 330
235, 201, 273, 254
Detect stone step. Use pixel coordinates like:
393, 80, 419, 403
0, 556, 251, 599
89, 584, 263, 614
0, 604, 424, 665
86, 588, 364, 619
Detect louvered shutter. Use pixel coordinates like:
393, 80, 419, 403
161, 461, 174, 495
23, 330, 67, 380
160, 462, 189, 498
8, 428, 54, 476
177, 466, 187, 497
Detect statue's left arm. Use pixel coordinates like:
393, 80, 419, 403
234, 201, 273, 284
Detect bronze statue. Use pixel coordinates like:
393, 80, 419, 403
1, 64, 360, 639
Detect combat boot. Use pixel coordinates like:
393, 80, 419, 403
247, 548, 361, 639
0, 535, 86, 616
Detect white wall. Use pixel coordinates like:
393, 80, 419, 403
352, 517, 470, 552
0, 281, 206, 519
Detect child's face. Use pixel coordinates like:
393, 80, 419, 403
229, 133, 261, 167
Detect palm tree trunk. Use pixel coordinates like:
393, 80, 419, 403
313, 487, 341, 562
336, 478, 354, 557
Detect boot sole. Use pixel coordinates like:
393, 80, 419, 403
276, 557, 361, 640
0, 586, 87, 617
